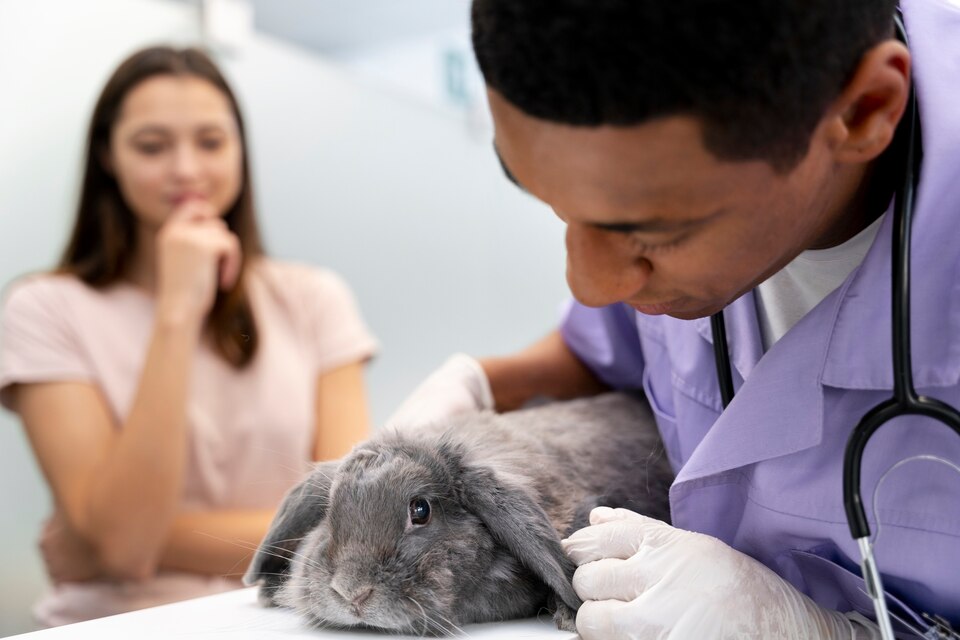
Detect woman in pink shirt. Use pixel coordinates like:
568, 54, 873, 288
0, 46, 378, 626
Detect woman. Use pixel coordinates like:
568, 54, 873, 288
0, 46, 377, 626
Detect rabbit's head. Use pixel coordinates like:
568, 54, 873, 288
244, 432, 581, 634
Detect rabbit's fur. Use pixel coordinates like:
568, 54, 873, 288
244, 392, 673, 635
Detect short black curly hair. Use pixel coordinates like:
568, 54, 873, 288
472, 0, 898, 171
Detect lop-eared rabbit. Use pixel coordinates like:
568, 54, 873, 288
244, 392, 673, 634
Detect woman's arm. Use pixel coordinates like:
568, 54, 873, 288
312, 360, 371, 461
154, 361, 371, 576
37, 506, 271, 583
17, 316, 201, 581
31, 361, 372, 584
16, 200, 243, 581
158, 509, 276, 578
41, 506, 279, 581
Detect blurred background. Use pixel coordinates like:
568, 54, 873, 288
0, 0, 568, 634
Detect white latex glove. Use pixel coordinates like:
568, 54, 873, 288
561, 507, 882, 640
385, 353, 494, 429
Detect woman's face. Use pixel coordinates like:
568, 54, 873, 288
107, 74, 244, 228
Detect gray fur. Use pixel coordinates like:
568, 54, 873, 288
243, 392, 673, 635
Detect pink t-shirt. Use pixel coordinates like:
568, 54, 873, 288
0, 258, 377, 626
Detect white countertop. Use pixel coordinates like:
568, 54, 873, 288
7, 588, 579, 639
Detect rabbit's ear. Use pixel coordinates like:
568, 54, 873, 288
459, 463, 582, 611
243, 460, 339, 603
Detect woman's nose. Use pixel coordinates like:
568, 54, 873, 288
565, 224, 651, 307
171, 142, 201, 179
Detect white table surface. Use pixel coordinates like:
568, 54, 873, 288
7, 588, 579, 639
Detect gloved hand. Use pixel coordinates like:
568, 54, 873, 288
385, 353, 494, 429
561, 507, 882, 640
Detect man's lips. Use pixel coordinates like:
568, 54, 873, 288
628, 299, 684, 315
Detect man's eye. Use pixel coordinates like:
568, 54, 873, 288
631, 236, 684, 253
409, 498, 431, 526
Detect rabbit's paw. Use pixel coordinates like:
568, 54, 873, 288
551, 599, 578, 632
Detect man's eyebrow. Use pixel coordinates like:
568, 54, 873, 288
493, 143, 527, 192
493, 140, 721, 232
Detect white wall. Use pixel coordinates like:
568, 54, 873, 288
0, 0, 568, 635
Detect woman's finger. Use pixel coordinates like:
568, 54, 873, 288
168, 196, 219, 223
217, 232, 243, 290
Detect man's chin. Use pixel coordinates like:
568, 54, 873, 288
666, 303, 726, 320
629, 299, 719, 320
634, 303, 723, 321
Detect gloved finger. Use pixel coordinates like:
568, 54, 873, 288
571, 557, 652, 601
562, 519, 644, 564
563, 517, 677, 565
589, 506, 667, 527
576, 598, 648, 640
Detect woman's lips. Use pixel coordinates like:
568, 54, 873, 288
169, 192, 206, 206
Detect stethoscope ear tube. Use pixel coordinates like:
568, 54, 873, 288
840, 7, 960, 550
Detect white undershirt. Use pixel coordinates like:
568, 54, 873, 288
755, 215, 885, 351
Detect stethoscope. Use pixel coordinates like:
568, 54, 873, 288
708, 12, 960, 640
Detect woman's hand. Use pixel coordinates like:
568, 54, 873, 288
40, 511, 103, 584
155, 197, 242, 327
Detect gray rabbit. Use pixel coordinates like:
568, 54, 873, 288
243, 392, 674, 635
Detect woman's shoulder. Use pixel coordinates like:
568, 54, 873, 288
248, 258, 373, 338
2, 273, 148, 330
252, 257, 340, 281
2, 272, 88, 312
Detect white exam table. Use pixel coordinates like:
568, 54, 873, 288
7, 588, 579, 640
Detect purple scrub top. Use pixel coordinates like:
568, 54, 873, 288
560, 0, 960, 628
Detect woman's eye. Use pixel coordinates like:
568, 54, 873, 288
199, 138, 224, 151
409, 498, 431, 526
134, 142, 164, 155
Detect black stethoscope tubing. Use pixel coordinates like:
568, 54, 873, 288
710, 312, 736, 407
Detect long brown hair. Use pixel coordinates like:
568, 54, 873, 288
59, 45, 262, 367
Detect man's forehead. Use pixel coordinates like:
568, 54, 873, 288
487, 89, 781, 225
489, 92, 724, 191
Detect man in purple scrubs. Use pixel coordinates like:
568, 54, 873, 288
391, 0, 960, 637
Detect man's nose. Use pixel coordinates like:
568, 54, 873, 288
565, 224, 651, 307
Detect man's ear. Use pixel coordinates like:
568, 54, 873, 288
822, 40, 911, 165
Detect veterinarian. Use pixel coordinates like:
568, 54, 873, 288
389, 1, 960, 637
0, 46, 377, 626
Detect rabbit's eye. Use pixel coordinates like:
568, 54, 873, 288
409, 498, 431, 526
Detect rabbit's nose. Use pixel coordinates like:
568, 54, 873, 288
331, 577, 374, 613
351, 587, 373, 610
